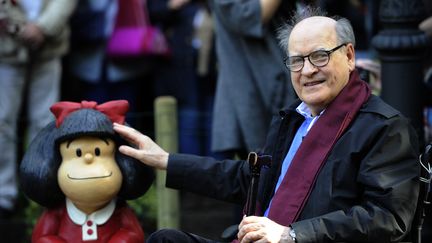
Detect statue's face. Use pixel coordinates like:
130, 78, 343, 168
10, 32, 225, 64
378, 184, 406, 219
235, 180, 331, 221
58, 136, 122, 211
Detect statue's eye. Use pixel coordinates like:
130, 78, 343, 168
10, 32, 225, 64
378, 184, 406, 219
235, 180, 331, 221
95, 148, 101, 156
76, 149, 82, 157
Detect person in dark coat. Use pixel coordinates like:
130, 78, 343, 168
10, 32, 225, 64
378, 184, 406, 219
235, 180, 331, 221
208, 0, 298, 157
147, 0, 205, 155
113, 6, 420, 243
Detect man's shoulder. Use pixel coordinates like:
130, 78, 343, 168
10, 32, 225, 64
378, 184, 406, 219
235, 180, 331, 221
360, 95, 401, 119
277, 96, 402, 120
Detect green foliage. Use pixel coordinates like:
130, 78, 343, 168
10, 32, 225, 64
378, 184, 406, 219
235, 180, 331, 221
128, 183, 158, 234
23, 200, 43, 237
128, 183, 157, 220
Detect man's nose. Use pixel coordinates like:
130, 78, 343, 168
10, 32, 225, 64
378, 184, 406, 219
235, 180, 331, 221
301, 58, 318, 74
84, 153, 94, 164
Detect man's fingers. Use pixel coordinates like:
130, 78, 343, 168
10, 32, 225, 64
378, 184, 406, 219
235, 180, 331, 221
114, 123, 169, 170
118, 145, 141, 159
238, 215, 258, 228
113, 123, 143, 145
238, 221, 261, 242
240, 230, 262, 243
238, 216, 257, 239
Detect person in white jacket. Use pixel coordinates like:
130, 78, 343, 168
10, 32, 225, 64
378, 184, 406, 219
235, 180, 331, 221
0, 0, 77, 217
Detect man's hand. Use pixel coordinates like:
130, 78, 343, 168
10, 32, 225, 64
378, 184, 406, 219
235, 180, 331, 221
19, 22, 45, 49
113, 123, 169, 170
420, 16, 432, 37
167, 0, 190, 10
237, 216, 294, 243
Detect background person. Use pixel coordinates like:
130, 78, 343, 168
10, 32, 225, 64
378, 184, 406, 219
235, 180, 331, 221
0, 0, 77, 218
207, 0, 304, 159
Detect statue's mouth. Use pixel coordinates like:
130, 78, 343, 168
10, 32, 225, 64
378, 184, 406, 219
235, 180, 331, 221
67, 172, 113, 180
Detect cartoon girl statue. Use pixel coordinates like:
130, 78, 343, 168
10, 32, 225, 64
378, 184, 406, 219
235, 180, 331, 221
20, 100, 154, 242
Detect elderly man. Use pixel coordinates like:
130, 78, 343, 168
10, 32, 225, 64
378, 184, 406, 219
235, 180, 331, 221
114, 7, 420, 243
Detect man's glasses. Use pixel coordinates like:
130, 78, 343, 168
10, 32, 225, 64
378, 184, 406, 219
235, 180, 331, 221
284, 43, 347, 72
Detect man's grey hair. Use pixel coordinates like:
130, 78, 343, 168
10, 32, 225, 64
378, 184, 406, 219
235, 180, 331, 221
277, 6, 356, 54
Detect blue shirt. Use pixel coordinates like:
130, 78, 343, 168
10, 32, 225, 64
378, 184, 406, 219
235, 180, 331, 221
264, 102, 322, 217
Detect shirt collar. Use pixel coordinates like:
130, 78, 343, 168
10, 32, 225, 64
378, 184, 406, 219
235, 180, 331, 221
296, 102, 324, 119
66, 198, 116, 225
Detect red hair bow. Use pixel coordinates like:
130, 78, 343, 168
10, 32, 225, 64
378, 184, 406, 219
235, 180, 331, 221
50, 100, 129, 128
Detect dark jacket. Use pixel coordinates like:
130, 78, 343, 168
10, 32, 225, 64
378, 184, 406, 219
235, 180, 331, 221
167, 95, 420, 242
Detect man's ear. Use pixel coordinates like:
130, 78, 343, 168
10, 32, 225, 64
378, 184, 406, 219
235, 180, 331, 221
346, 43, 356, 72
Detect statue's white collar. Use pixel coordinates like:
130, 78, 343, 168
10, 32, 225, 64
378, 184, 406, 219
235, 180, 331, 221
66, 198, 116, 225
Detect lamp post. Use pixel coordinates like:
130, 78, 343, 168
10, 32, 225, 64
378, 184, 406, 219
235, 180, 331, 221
372, 0, 429, 145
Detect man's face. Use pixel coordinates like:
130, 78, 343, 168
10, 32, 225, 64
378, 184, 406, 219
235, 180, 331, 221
288, 17, 355, 115
58, 136, 122, 210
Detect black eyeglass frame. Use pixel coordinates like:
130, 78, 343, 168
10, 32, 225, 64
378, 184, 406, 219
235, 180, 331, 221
284, 43, 348, 72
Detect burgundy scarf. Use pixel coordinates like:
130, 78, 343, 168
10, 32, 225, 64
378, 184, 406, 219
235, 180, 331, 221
267, 70, 371, 225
